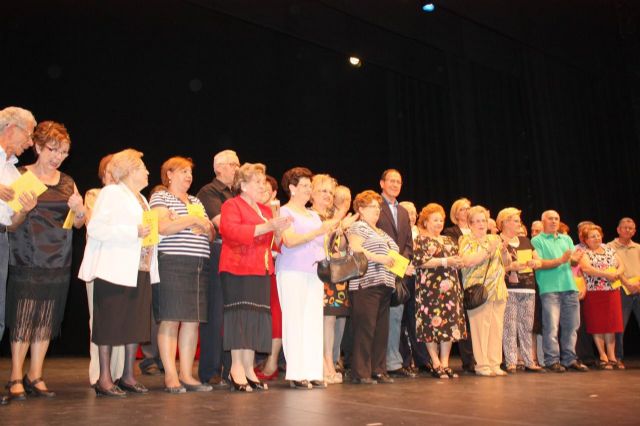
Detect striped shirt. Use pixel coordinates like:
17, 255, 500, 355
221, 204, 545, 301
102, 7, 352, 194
346, 221, 398, 291
149, 190, 210, 258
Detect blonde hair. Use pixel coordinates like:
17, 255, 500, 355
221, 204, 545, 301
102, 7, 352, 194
496, 207, 522, 231
232, 162, 266, 195
160, 156, 194, 187
450, 197, 471, 225
98, 154, 114, 184
467, 205, 489, 225
109, 148, 144, 183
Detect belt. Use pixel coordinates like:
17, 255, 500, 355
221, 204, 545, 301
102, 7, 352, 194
0, 225, 7, 233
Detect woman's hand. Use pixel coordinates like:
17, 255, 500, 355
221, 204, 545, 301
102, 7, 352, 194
376, 254, 395, 268
487, 237, 500, 253
321, 218, 340, 234
0, 184, 15, 202
191, 217, 212, 235
448, 255, 464, 268
340, 213, 359, 231
578, 286, 587, 300
67, 192, 84, 213
138, 224, 151, 238
270, 216, 293, 233
17, 191, 38, 213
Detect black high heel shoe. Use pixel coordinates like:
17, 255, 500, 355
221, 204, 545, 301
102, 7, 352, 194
228, 374, 252, 392
94, 383, 127, 398
23, 375, 56, 398
5, 380, 26, 401
246, 377, 268, 391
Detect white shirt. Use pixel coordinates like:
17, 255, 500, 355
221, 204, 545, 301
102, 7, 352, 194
0, 146, 21, 226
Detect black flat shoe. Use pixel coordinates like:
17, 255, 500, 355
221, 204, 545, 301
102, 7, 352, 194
23, 375, 56, 398
180, 381, 213, 392
246, 377, 268, 391
115, 379, 148, 394
164, 386, 187, 394
372, 373, 395, 384
289, 380, 312, 389
351, 377, 377, 385
5, 380, 26, 401
94, 384, 127, 398
309, 380, 326, 389
228, 374, 252, 392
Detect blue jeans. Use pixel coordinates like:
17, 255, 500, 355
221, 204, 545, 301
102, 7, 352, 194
386, 304, 404, 370
615, 293, 640, 360
540, 291, 580, 366
0, 233, 7, 341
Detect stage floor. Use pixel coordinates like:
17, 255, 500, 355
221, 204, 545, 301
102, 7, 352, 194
0, 357, 637, 425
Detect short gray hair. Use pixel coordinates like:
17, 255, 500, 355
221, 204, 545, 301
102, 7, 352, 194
0, 106, 36, 130
213, 149, 238, 170
110, 148, 144, 183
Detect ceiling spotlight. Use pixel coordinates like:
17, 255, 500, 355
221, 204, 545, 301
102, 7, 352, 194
349, 56, 362, 68
421, 2, 435, 12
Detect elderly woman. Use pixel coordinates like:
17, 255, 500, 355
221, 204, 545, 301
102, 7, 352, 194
496, 208, 544, 373
579, 224, 624, 369
6, 121, 85, 400
79, 148, 157, 397
413, 203, 466, 379
459, 206, 510, 377
84, 154, 125, 387
149, 156, 213, 392
219, 163, 290, 392
276, 167, 339, 389
442, 197, 471, 244
346, 190, 398, 384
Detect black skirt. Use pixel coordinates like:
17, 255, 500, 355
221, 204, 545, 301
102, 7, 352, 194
92, 271, 152, 346
153, 253, 209, 322
221, 272, 271, 352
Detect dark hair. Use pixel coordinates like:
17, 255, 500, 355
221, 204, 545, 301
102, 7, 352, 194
265, 175, 278, 194
281, 167, 313, 198
380, 168, 401, 181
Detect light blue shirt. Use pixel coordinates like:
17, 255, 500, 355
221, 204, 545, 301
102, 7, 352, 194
0, 146, 20, 226
382, 194, 398, 228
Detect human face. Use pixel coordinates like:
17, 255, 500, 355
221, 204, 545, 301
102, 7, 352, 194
501, 214, 521, 237
216, 155, 240, 186
456, 202, 471, 225
359, 200, 381, 227
129, 161, 149, 192
167, 167, 192, 194
289, 177, 312, 203
311, 182, 334, 212
260, 180, 275, 204
585, 230, 602, 250
531, 221, 543, 237
617, 220, 636, 242
469, 212, 488, 237
542, 211, 560, 234
424, 212, 444, 236
6, 121, 35, 157
36, 141, 70, 171
380, 171, 402, 201
242, 173, 266, 204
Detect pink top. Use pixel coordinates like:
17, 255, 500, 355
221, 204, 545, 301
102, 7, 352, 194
275, 206, 325, 274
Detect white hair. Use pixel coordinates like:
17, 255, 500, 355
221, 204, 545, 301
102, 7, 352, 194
213, 149, 238, 171
0, 106, 36, 130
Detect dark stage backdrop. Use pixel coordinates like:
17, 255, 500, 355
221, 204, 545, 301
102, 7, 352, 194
2, 0, 639, 355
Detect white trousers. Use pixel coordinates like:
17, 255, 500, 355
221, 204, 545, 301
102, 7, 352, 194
277, 271, 324, 381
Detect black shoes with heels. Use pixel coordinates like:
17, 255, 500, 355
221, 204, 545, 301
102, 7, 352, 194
23, 375, 56, 398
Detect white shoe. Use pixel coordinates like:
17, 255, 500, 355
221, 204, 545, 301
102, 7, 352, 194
493, 369, 508, 376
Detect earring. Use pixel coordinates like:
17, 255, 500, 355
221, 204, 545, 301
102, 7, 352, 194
169, 179, 172, 184
291, 192, 296, 197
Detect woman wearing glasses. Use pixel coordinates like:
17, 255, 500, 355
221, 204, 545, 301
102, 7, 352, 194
6, 121, 86, 400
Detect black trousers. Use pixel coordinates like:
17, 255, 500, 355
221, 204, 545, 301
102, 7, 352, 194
350, 285, 393, 379
198, 242, 231, 382
400, 275, 430, 368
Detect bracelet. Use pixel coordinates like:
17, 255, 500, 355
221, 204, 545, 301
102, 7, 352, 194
76, 211, 86, 219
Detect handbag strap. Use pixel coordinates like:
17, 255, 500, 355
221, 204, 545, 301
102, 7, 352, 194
481, 249, 493, 286
324, 231, 344, 259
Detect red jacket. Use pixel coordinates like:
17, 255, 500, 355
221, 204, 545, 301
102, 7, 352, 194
219, 196, 274, 275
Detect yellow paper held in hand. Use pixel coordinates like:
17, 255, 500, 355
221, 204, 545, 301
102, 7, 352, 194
620, 276, 640, 296
8, 170, 47, 212
516, 249, 533, 273
62, 210, 75, 229
386, 250, 410, 277
142, 210, 159, 247
187, 204, 205, 218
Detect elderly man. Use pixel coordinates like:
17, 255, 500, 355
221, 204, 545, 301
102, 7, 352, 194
196, 149, 240, 387
531, 220, 543, 238
531, 210, 588, 373
0, 107, 37, 405
609, 218, 640, 368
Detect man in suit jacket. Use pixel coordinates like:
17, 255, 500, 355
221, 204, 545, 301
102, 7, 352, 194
377, 169, 427, 377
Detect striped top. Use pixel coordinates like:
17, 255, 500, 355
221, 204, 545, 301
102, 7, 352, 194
149, 190, 210, 258
346, 221, 398, 291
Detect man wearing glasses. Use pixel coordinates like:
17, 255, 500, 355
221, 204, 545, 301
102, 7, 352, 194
0, 106, 37, 405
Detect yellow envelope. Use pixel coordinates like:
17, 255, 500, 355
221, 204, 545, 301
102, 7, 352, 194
7, 170, 47, 212
142, 210, 159, 247
62, 210, 75, 229
517, 249, 533, 273
574, 276, 586, 294
187, 204, 206, 218
386, 250, 410, 278
619, 276, 640, 296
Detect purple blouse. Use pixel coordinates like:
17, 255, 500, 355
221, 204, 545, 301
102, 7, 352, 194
275, 206, 325, 274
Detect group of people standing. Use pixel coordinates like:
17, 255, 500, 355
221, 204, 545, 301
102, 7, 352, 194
1, 106, 638, 404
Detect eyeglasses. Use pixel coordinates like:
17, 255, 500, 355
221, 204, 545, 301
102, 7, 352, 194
316, 189, 334, 196
44, 145, 69, 157
363, 204, 381, 211
221, 162, 240, 168
14, 124, 33, 141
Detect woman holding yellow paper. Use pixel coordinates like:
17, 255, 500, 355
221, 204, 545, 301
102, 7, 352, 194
149, 156, 213, 393
6, 121, 85, 399
578, 224, 624, 369
79, 148, 158, 397
496, 208, 544, 373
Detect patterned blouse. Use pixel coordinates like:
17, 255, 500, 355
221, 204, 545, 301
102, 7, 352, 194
459, 234, 507, 301
583, 246, 618, 292
346, 221, 398, 291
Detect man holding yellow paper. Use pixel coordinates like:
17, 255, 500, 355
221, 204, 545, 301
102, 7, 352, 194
0, 107, 37, 405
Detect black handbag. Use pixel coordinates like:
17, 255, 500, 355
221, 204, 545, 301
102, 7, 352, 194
316, 234, 368, 284
463, 255, 492, 311
390, 276, 410, 307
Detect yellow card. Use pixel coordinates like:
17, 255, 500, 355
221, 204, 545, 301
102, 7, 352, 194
142, 210, 159, 247
574, 276, 586, 294
7, 170, 47, 212
187, 204, 205, 218
386, 250, 410, 277
517, 249, 533, 273
62, 210, 75, 229
621, 276, 640, 296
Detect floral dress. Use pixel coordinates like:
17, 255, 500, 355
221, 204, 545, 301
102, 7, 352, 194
413, 235, 467, 343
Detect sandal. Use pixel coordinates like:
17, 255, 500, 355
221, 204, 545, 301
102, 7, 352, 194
443, 367, 459, 378
609, 360, 625, 370
431, 367, 448, 379
5, 380, 26, 401
596, 360, 613, 370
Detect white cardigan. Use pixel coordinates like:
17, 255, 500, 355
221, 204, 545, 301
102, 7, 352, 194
78, 183, 159, 287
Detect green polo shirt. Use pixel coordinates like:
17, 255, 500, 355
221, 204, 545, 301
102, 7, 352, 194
531, 232, 576, 294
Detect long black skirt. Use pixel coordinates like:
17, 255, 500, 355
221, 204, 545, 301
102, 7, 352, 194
92, 271, 151, 346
